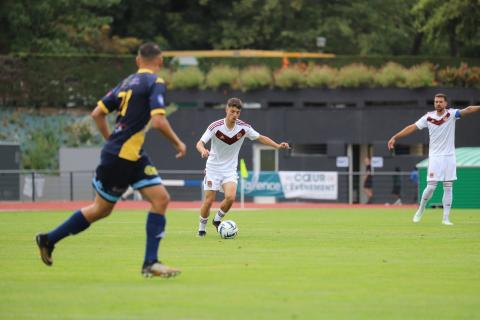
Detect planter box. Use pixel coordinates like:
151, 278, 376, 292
168, 87, 480, 109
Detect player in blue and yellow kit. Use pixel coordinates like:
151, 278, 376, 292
35, 42, 186, 278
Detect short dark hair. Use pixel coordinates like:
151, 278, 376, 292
138, 42, 162, 60
227, 97, 243, 109
435, 93, 448, 101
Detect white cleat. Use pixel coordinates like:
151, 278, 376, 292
442, 220, 454, 226
142, 262, 181, 278
412, 211, 424, 223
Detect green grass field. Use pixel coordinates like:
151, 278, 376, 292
1, 208, 479, 319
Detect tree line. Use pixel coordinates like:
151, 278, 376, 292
1, 0, 479, 57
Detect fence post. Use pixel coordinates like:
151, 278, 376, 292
347, 144, 353, 205
70, 171, 74, 201
31, 172, 36, 202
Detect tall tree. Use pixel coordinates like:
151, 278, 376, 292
3, 0, 479, 56
413, 0, 480, 56
4, 0, 120, 53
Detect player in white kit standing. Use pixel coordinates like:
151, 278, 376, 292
388, 93, 480, 225
196, 97, 290, 236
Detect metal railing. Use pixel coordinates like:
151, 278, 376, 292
0, 170, 418, 204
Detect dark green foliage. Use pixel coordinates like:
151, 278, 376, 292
0, 108, 107, 169
63, 117, 103, 147
1, 55, 479, 108
22, 127, 61, 170
2, 1, 479, 57
2, 0, 121, 54
3, 55, 135, 108
412, 0, 480, 57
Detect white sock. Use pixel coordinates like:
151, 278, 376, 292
213, 209, 226, 222
417, 182, 437, 215
442, 181, 453, 221
199, 217, 208, 231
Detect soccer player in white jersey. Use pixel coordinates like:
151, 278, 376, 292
388, 93, 480, 225
195, 97, 290, 236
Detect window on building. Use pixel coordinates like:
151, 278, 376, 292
291, 144, 327, 156
393, 144, 426, 156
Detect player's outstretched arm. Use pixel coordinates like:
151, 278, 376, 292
387, 124, 418, 150
151, 114, 186, 159
196, 140, 209, 158
257, 135, 290, 149
91, 105, 110, 140
459, 105, 480, 118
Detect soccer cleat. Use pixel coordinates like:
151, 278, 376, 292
35, 233, 55, 266
142, 261, 181, 278
197, 230, 207, 237
442, 220, 454, 226
212, 219, 221, 232
412, 210, 424, 223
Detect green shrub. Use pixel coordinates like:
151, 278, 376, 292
374, 62, 408, 87
273, 67, 307, 89
405, 63, 435, 88
336, 64, 375, 88
64, 116, 103, 147
437, 65, 460, 87
22, 127, 61, 170
238, 66, 272, 91
169, 67, 204, 89
156, 69, 171, 85
205, 65, 239, 90
437, 63, 480, 88
305, 65, 337, 88
468, 67, 480, 88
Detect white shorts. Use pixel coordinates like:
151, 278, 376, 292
427, 155, 457, 182
203, 171, 238, 193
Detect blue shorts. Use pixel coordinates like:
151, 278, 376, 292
92, 151, 162, 203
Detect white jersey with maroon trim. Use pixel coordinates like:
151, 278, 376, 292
415, 108, 461, 156
200, 118, 260, 173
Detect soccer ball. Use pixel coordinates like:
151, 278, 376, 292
218, 220, 239, 239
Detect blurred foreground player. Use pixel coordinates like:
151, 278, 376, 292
36, 42, 186, 277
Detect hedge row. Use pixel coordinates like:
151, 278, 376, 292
161, 62, 479, 91
1, 55, 479, 108
196, 56, 480, 71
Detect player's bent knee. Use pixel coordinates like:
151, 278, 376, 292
225, 194, 236, 203
204, 192, 216, 204
204, 197, 215, 206
427, 181, 438, 188
151, 195, 169, 210
83, 205, 113, 223
96, 204, 113, 217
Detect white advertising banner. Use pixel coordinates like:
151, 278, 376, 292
278, 171, 338, 200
